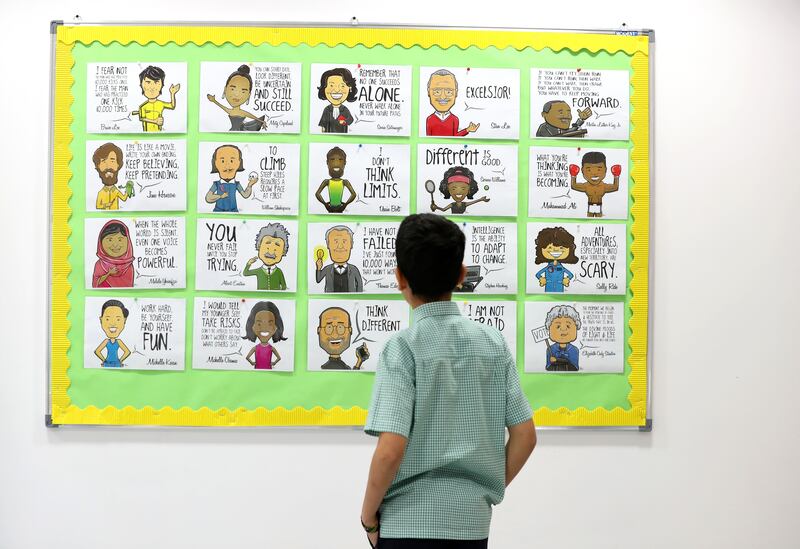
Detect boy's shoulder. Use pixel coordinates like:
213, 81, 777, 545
378, 329, 415, 361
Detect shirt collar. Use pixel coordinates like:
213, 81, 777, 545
435, 111, 451, 121
413, 301, 460, 323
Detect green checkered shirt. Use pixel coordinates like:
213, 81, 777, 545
365, 300, 532, 540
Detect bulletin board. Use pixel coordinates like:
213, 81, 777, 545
49, 22, 652, 428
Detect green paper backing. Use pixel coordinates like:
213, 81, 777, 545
67, 42, 634, 414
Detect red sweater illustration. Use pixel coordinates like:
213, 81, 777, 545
426, 112, 469, 137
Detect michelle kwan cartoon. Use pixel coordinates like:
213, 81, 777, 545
94, 299, 131, 368
534, 226, 579, 293
206, 65, 268, 131
92, 219, 135, 288
242, 301, 287, 370
425, 166, 490, 215
317, 68, 357, 133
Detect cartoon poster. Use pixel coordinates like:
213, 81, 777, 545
195, 219, 298, 292
456, 300, 517, 360
531, 68, 630, 141
85, 140, 187, 212
307, 222, 400, 294
418, 67, 520, 140
86, 62, 187, 134
309, 64, 412, 136
84, 217, 186, 289
526, 222, 626, 295
197, 142, 300, 215
417, 144, 518, 217
528, 146, 629, 219
458, 223, 518, 294
199, 62, 301, 133
307, 299, 409, 372
524, 301, 624, 373
83, 297, 185, 371
193, 298, 296, 372
307, 143, 410, 216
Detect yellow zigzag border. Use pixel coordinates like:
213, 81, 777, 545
57, 25, 648, 54
51, 25, 649, 427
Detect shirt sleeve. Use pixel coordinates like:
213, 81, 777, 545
364, 337, 415, 438
504, 347, 532, 427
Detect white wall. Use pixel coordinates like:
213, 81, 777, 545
1, 1, 798, 547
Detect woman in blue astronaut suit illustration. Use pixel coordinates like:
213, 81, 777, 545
534, 226, 579, 293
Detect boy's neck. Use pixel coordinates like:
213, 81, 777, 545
406, 293, 452, 310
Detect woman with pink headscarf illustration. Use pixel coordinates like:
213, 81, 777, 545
92, 219, 135, 288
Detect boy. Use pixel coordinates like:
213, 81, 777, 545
361, 214, 536, 548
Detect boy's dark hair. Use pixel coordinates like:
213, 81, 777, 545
139, 65, 165, 87
581, 151, 607, 166
100, 299, 129, 318
317, 68, 358, 102
396, 214, 465, 300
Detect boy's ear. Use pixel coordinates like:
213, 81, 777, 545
395, 267, 408, 291
457, 264, 467, 286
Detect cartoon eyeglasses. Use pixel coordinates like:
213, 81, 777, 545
323, 323, 348, 335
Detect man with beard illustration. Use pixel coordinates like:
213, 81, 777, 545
93, 143, 132, 210
314, 147, 357, 213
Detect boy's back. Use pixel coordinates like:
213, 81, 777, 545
360, 213, 535, 548
366, 301, 531, 540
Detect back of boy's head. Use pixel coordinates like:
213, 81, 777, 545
396, 214, 465, 300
